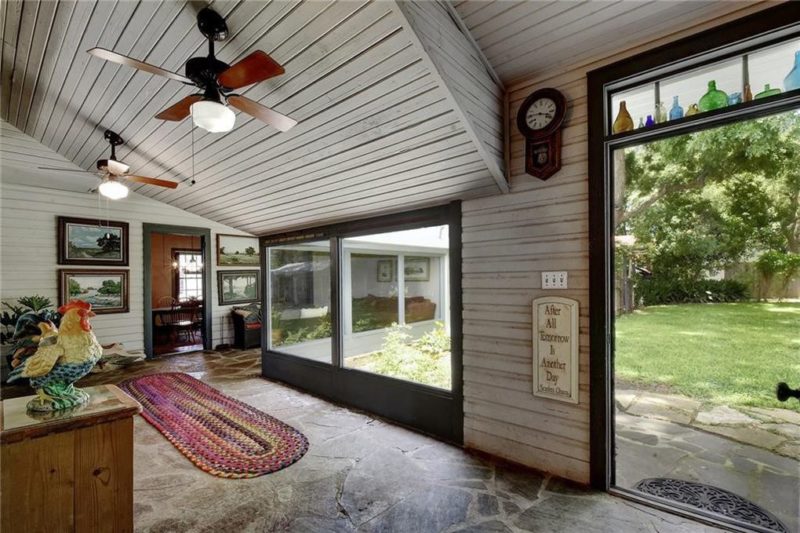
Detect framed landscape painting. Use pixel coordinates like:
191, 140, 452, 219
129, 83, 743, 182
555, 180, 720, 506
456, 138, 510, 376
404, 257, 430, 281
58, 269, 129, 314
58, 216, 129, 266
217, 234, 260, 266
218, 270, 260, 305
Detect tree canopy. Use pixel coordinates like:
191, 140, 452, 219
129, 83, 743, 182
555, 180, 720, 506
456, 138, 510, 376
618, 110, 800, 285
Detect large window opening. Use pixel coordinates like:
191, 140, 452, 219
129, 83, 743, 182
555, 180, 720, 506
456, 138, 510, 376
342, 226, 450, 389
262, 205, 462, 442
269, 241, 331, 362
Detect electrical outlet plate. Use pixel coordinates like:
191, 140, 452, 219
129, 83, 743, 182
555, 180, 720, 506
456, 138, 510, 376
542, 271, 568, 289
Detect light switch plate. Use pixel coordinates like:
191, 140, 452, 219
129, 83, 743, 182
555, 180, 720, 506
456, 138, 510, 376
542, 271, 568, 289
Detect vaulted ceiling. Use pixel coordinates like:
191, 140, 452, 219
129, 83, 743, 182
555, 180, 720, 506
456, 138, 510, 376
1, 0, 770, 235
0, 0, 503, 235
453, 0, 771, 85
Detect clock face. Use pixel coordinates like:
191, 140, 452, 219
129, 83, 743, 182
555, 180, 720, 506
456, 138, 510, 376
525, 98, 557, 130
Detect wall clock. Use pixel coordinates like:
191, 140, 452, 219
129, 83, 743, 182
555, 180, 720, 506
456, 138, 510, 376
516, 88, 567, 180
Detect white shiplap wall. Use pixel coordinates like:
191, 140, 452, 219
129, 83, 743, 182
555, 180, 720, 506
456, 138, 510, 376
395, 0, 506, 191
460, 3, 772, 484
0, 120, 253, 352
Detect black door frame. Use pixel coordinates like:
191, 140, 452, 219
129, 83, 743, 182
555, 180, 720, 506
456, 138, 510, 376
143, 223, 213, 358
260, 202, 463, 443
587, 3, 800, 530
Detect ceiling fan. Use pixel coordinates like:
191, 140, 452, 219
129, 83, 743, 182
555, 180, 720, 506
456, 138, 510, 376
39, 130, 178, 200
87, 7, 296, 134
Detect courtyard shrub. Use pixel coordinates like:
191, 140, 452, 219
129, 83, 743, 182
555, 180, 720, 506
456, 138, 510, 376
636, 277, 748, 306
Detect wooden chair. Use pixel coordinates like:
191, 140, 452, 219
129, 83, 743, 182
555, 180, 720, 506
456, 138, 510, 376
171, 302, 198, 343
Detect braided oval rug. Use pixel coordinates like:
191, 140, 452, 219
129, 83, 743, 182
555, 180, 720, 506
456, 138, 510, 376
119, 372, 308, 478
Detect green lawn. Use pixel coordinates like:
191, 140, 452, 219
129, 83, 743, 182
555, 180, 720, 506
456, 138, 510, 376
615, 302, 800, 409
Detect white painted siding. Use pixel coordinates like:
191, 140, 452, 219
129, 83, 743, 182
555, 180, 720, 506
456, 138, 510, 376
395, 0, 505, 189
460, 3, 773, 484
0, 120, 253, 352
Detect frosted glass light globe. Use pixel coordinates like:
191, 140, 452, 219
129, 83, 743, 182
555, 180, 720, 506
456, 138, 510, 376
191, 100, 235, 133
98, 179, 129, 200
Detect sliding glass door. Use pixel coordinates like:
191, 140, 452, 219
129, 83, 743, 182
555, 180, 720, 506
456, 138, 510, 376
261, 205, 462, 442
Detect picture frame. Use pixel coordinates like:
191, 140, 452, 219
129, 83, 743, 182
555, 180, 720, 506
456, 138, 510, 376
217, 270, 261, 305
217, 234, 260, 266
404, 257, 430, 281
377, 259, 394, 282
58, 216, 129, 266
58, 269, 130, 314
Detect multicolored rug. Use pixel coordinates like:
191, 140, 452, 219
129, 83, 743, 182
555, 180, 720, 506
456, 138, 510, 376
119, 372, 308, 478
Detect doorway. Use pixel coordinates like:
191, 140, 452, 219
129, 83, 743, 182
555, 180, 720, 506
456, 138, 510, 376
611, 111, 799, 532
587, 8, 800, 531
143, 224, 212, 358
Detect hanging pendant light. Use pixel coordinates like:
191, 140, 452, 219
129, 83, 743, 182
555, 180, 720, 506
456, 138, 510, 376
98, 176, 129, 199
191, 100, 235, 133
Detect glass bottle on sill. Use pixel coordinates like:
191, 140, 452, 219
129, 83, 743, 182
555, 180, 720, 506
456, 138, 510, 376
638, 117, 645, 129
685, 104, 700, 117
612, 101, 634, 134
755, 84, 781, 99
645, 115, 655, 127
655, 101, 667, 123
668, 96, 683, 120
698, 80, 728, 112
727, 92, 742, 106
743, 83, 753, 102
784, 50, 800, 92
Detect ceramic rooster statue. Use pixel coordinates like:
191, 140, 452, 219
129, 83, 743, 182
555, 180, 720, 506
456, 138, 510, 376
7, 300, 103, 412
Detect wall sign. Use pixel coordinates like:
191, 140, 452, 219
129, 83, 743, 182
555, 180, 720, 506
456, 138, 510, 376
532, 296, 579, 403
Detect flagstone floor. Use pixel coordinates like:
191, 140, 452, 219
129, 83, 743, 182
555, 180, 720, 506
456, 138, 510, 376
616, 390, 800, 532
4, 350, 726, 532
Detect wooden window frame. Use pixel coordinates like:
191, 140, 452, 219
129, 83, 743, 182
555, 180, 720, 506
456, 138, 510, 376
260, 202, 463, 443
587, 4, 800, 531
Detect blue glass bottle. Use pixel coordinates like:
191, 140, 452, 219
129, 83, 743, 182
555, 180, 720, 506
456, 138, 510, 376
727, 92, 742, 105
645, 115, 655, 127
784, 50, 800, 92
668, 96, 683, 120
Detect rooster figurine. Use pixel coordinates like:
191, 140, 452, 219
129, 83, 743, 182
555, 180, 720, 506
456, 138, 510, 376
7, 300, 103, 412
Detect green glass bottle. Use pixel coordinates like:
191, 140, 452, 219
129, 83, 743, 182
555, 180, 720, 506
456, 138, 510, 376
698, 80, 728, 112
754, 84, 782, 99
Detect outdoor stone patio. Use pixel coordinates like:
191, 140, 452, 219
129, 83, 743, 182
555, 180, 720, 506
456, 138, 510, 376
616, 390, 800, 531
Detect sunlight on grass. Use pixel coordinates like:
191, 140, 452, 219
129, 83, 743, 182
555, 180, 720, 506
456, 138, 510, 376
615, 303, 800, 409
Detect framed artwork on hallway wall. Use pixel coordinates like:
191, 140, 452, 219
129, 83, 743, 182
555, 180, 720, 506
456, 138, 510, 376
58, 216, 129, 266
217, 234, 260, 266
58, 269, 130, 314
218, 270, 260, 305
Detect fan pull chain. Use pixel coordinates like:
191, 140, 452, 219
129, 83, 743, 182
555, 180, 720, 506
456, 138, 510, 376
191, 122, 196, 186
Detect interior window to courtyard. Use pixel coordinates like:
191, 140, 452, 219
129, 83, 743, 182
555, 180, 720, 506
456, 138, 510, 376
343, 226, 451, 389
269, 241, 331, 362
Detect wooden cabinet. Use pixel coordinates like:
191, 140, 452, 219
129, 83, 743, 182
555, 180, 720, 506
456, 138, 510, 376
1, 385, 141, 533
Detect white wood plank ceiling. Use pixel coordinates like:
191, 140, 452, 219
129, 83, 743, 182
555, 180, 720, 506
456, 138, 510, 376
0, 0, 503, 235
452, 0, 771, 85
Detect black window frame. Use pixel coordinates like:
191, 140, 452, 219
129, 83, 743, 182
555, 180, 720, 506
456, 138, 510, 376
260, 202, 463, 443
587, 4, 800, 531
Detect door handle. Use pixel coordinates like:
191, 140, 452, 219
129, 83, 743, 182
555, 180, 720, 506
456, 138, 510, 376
776, 382, 800, 402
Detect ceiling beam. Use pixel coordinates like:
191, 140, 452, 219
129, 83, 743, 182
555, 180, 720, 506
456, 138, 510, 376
391, 0, 508, 193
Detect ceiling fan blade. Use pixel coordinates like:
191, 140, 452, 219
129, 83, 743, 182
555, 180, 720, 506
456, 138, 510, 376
123, 175, 179, 189
155, 95, 204, 121
227, 95, 296, 132
38, 166, 93, 174
88, 48, 192, 84
217, 50, 284, 90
